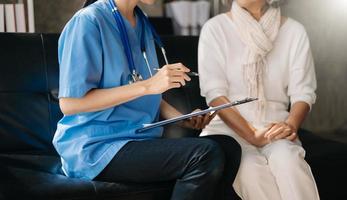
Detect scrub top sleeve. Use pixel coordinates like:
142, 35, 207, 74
198, 23, 228, 105
58, 14, 103, 99
288, 30, 317, 110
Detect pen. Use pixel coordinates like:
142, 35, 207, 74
153, 68, 199, 77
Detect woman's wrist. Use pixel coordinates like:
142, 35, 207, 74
244, 129, 258, 145
285, 119, 299, 133
248, 134, 266, 147
246, 134, 257, 145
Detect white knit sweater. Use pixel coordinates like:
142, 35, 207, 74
199, 14, 317, 131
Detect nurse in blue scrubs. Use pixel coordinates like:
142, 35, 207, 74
53, 0, 241, 199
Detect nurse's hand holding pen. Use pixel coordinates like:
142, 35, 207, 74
142, 63, 191, 94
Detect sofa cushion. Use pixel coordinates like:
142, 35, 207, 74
0, 34, 54, 153
0, 93, 54, 152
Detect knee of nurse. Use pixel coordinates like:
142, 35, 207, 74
218, 135, 242, 154
198, 139, 225, 177
231, 139, 242, 162
222, 136, 242, 166
204, 135, 241, 161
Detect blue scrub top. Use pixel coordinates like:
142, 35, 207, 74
53, 0, 163, 180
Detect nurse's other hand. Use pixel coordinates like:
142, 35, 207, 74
264, 122, 297, 142
181, 109, 218, 130
143, 63, 191, 94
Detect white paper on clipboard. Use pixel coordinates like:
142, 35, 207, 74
136, 98, 258, 133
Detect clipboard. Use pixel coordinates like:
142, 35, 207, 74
136, 97, 258, 133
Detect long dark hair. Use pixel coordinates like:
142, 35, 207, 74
83, 0, 98, 8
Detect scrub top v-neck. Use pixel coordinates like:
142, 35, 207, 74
53, 0, 163, 180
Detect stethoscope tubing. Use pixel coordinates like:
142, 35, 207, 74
108, 0, 169, 79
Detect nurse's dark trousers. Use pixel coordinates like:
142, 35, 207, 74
96, 135, 241, 200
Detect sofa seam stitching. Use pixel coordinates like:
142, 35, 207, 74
40, 34, 54, 140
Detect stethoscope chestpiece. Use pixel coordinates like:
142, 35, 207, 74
128, 70, 144, 84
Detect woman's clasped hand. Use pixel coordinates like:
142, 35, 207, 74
250, 122, 298, 147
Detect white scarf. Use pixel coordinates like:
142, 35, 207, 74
231, 1, 281, 124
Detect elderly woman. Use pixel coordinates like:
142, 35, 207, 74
198, 0, 320, 199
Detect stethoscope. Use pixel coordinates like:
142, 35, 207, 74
108, 0, 169, 84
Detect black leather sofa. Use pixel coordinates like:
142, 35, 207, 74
0, 33, 347, 200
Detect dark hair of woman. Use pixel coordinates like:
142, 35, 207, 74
83, 0, 98, 8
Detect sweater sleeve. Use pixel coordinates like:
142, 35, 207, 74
288, 28, 317, 110
198, 22, 229, 105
